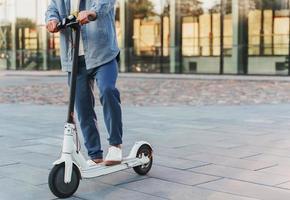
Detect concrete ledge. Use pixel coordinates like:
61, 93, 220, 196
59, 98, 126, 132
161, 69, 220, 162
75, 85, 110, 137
1, 70, 290, 82
0, 70, 66, 77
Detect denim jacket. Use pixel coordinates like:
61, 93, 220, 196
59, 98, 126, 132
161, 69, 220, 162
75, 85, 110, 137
45, 0, 119, 72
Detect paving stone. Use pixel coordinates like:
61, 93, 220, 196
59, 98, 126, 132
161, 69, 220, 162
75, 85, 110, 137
0, 177, 55, 200
14, 144, 61, 156
268, 139, 290, 149
0, 147, 31, 161
25, 137, 63, 146
190, 164, 290, 186
13, 152, 56, 169
93, 171, 148, 186
120, 177, 258, 200
186, 152, 277, 171
75, 179, 165, 200
0, 156, 19, 167
231, 145, 290, 158
173, 144, 262, 159
126, 165, 220, 186
212, 126, 273, 136
153, 145, 205, 159
170, 123, 218, 130
60, 197, 84, 200
0, 163, 49, 185
0, 136, 40, 148
277, 181, 290, 190
257, 165, 290, 176
244, 119, 275, 124
218, 136, 280, 148
0, 126, 51, 139
197, 140, 245, 149
153, 154, 209, 170
128, 135, 198, 149
198, 178, 290, 200
243, 154, 290, 165
37, 184, 89, 200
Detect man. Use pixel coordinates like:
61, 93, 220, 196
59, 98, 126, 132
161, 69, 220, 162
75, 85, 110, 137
45, 0, 122, 166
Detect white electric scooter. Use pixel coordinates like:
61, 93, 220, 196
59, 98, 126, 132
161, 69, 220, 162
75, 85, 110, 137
48, 15, 153, 199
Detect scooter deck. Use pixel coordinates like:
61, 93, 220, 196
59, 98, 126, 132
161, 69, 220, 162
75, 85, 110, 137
81, 157, 149, 178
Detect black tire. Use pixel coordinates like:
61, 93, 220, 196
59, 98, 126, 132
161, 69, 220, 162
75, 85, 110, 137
48, 163, 81, 199
133, 144, 153, 175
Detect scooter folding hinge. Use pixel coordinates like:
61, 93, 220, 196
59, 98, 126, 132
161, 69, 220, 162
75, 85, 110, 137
64, 123, 76, 129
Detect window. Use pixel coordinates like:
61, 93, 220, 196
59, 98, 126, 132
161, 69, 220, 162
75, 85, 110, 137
126, 0, 170, 72
180, 0, 232, 57
248, 1, 290, 56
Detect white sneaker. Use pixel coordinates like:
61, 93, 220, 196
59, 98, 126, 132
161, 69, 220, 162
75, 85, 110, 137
86, 160, 98, 167
104, 146, 122, 166
86, 159, 103, 167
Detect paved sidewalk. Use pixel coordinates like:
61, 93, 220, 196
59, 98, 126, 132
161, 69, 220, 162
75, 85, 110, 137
1, 104, 290, 199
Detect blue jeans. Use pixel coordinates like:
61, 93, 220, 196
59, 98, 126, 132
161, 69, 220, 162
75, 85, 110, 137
68, 56, 123, 159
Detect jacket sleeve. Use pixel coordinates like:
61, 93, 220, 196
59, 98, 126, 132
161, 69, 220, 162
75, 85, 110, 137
45, 0, 61, 24
90, 0, 116, 18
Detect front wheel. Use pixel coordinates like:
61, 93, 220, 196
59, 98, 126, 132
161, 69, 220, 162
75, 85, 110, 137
48, 163, 81, 199
133, 144, 153, 175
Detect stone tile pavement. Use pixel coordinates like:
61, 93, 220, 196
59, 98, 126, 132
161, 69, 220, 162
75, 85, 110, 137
2, 71, 290, 199
1, 103, 290, 199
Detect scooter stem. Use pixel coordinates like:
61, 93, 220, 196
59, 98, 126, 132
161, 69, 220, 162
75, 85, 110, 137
67, 25, 81, 124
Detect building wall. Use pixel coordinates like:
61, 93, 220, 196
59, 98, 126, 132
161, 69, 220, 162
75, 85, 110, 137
183, 56, 287, 75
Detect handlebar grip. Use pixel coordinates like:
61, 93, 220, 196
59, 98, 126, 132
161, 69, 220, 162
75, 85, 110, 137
88, 14, 97, 21
56, 22, 62, 30
56, 17, 68, 30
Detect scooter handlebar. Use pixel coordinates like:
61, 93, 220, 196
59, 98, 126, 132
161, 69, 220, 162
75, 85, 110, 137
57, 14, 96, 30
57, 15, 77, 30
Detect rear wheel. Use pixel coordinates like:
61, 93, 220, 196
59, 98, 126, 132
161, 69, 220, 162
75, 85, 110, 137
133, 144, 153, 175
48, 163, 80, 199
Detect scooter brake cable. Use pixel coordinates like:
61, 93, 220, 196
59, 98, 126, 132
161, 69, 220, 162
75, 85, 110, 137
75, 128, 81, 153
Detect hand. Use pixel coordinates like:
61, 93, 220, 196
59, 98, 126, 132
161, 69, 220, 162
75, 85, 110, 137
46, 20, 59, 33
77, 10, 97, 25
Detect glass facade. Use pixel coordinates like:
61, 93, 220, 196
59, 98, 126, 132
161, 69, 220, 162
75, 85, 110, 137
0, 0, 290, 75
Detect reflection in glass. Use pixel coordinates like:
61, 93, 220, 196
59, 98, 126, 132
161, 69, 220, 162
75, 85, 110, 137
180, 0, 232, 57
247, 0, 290, 75
248, 0, 290, 56
178, 0, 232, 74
115, 0, 122, 47
128, 0, 170, 72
